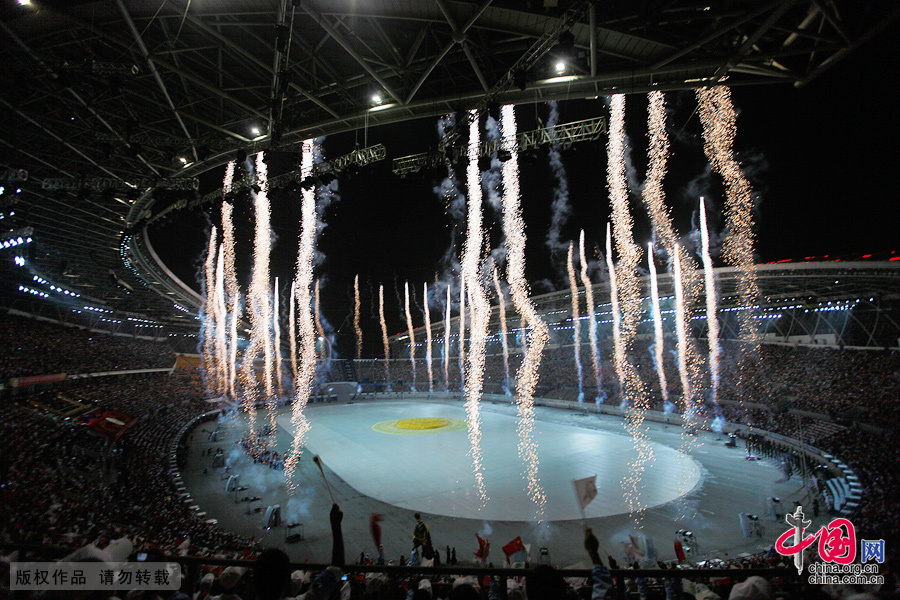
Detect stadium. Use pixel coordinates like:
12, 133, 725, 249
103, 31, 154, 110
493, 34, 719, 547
2, 1, 899, 599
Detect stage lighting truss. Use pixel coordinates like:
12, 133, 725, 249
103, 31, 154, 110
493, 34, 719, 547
40, 176, 197, 192
391, 116, 607, 177
1, 168, 29, 183
187, 143, 387, 212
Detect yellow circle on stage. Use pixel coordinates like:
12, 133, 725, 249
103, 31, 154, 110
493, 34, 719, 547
372, 417, 468, 435
396, 417, 449, 430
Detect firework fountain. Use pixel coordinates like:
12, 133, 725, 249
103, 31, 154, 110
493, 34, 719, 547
605, 229, 623, 401
379, 285, 391, 391
202, 227, 219, 396
566, 242, 585, 402
273, 277, 283, 396
220, 165, 241, 400
699, 198, 722, 407
462, 109, 490, 506
647, 244, 668, 403
672, 249, 696, 421
697, 86, 762, 407
579, 231, 604, 403
500, 104, 548, 522
289, 279, 298, 383
285, 140, 316, 486
491, 266, 511, 396
458, 275, 466, 389
354, 275, 362, 360
423, 282, 434, 394
607, 94, 653, 521
444, 285, 451, 391
214, 247, 229, 397
238, 154, 275, 434
640, 90, 705, 442
403, 281, 417, 392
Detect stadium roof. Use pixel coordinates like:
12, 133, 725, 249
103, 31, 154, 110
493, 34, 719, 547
1, 0, 897, 330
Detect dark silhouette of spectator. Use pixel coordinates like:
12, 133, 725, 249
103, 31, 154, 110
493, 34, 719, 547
252, 548, 292, 600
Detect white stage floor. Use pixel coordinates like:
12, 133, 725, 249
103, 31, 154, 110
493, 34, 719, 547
282, 402, 701, 521
183, 397, 807, 566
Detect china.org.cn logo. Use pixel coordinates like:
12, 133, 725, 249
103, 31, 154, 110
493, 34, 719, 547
775, 505, 885, 584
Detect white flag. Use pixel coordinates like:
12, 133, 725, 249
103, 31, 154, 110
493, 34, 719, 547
573, 475, 598, 509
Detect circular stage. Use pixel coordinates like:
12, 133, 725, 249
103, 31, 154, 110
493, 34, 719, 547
182, 397, 803, 566
279, 402, 701, 521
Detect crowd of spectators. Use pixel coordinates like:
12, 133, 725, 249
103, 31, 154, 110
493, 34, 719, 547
1, 372, 259, 557
358, 340, 900, 427
0, 312, 176, 379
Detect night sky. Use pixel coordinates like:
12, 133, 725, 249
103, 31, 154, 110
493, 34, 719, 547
150, 23, 899, 358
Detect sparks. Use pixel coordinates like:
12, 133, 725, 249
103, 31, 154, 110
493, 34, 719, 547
222, 159, 235, 195
699, 198, 721, 404
500, 104, 548, 521
379, 285, 391, 391
404, 281, 418, 392
289, 279, 298, 384
239, 154, 275, 433
202, 227, 219, 397
444, 285, 451, 391
354, 275, 362, 360
214, 245, 229, 397
491, 266, 511, 396
697, 86, 762, 407
220, 173, 240, 400
285, 141, 316, 487
462, 109, 489, 506
605, 227, 624, 401
458, 274, 466, 389
273, 277, 284, 397
579, 230, 603, 403
647, 244, 668, 402
566, 242, 585, 402
672, 248, 697, 422
640, 91, 705, 410
423, 282, 434, 394
607, 94, 652, 522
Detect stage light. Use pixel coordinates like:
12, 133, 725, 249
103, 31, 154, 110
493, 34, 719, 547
372, 93, 382, 105
555, 61, 566, 73
251, 126, 261, 136
368, 102, 396, 112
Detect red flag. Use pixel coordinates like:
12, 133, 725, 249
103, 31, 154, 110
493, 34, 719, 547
502, 536, 525, 557
370, 514, 383, 549
674, 539, 686, 563
474, 534, 490, 562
